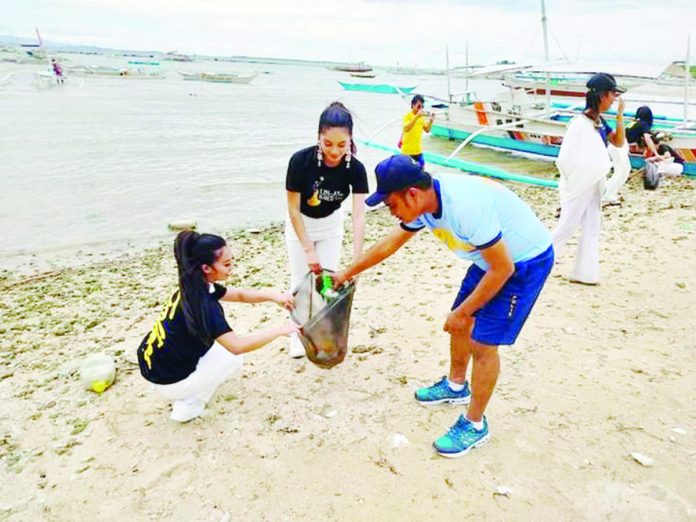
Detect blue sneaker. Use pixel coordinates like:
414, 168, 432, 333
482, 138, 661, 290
433, 415, 490, 458
414, 376, 471, 406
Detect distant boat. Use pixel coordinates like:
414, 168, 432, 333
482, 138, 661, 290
350, 72, 377, 79
179, 71, 257, 84
332, 63, 372, 73
128, 60, 160, 66
165, 51, 194, 62
65, 65, 164, 79
338, 81, 417, 95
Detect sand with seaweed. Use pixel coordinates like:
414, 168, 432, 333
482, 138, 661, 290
1, 173, 695, 520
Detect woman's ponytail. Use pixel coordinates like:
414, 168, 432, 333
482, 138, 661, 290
173, 231, 227, 344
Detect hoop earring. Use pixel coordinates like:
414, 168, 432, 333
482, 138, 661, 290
345, 143, 351, 169
317, 141, 322, 167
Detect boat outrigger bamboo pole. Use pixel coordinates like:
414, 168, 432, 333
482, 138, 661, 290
541, 0, 551, 116
359, 139, 558, 188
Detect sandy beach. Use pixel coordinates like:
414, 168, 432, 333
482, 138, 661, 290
1, 173, 695, 520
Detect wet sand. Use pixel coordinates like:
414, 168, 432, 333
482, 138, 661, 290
1, 174, 695, 520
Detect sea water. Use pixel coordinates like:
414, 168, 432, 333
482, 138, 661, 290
1, 55, 677, 275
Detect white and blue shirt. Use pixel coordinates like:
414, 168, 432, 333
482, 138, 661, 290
402, 175, 551, 270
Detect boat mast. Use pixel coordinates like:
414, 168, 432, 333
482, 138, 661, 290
541, 0, 551, 115
465, 40, 470, 104
446, 44, 452, 105
685, 34, 691, 125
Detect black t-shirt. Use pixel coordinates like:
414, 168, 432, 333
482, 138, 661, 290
137, 283, 232, 385
625, 120, 651, 145
286, 146, 369, 219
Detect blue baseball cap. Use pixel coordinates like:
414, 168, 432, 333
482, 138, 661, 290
366, 155, 430, 207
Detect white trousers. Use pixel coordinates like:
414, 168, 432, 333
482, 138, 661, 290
285, 210, 344, 354
551, 181, 603, 284
604, 142, 631, 202
153, 342, 243, 404
657, 160, 684, 177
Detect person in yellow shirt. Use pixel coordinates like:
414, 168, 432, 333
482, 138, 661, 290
400, 94, 435, 166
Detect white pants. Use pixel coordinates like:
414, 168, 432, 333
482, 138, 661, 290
604, 142, 631, 202
285, 210, 344, 354
657, 160, 684, 177
153, 342, 243, 404
551, 181, 603, 284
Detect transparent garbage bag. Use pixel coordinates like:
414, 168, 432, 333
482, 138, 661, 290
290, 270, 355, 369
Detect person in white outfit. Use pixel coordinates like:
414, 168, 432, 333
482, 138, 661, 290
137, 231, 299, 422
285, 102, 368, 358
552, 73, 626, 285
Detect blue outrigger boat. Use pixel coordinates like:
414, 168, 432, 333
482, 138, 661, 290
338, 81, 417, 95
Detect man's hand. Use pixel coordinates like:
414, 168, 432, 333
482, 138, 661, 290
443, 308, 474, 336
330, 270, 350, 289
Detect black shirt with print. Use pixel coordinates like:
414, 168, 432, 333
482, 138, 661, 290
286, 146, 369, 219
137, 283, 232, 385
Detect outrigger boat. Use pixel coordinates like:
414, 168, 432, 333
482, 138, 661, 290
431, 88, 696, 176
338, 81, 416, 95
431, 1, 696, 176
66, 65, 164, 79
178, 71, 257, 84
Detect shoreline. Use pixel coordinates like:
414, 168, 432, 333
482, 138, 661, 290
1, 175, 695, 519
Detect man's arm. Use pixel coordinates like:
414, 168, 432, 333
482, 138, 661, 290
403, 111, 422, 132
334, 225, 416, 286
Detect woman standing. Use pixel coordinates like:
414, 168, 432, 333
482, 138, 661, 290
285, 102, 369, 358
552, 73, 625, 285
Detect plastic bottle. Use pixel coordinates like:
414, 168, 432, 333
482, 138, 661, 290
319, 274, 339, 300
79, 353, 116, 394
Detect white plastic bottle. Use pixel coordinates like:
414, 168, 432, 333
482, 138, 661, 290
79, 353, 116, 394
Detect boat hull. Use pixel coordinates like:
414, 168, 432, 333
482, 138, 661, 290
432, 103, 696, 176
338, 81, 416, 94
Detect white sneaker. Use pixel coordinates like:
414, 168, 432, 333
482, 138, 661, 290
289, 342, 306, 359
170, 397, 205, 423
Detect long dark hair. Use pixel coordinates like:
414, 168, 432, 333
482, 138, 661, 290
584, 91, 603, 113
318, 101, 357, 154
173, 231, 227, 344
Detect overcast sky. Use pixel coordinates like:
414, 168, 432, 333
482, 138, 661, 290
3, 0, 694, 68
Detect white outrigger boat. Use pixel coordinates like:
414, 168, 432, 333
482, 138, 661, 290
178, 71, 257, 84
65, 65, 164, 79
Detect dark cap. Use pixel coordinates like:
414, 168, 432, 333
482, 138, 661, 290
586, 72, 626, 94
365, 155, 430, 207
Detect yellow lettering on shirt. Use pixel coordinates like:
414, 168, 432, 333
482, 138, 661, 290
143, 292, 181, 369
432, 228, 475, 254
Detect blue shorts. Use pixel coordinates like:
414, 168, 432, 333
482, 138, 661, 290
452, 246, 554, 346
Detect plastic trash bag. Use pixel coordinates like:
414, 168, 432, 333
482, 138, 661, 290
290, 271, 355, 369
643, 161, 660, 190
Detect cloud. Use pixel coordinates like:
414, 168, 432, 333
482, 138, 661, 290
3, 0, 694, 67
